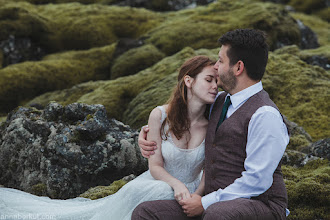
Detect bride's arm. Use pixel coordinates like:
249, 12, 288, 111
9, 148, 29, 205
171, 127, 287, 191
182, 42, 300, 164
194, 171, 205, 196
147, 107, 191, 201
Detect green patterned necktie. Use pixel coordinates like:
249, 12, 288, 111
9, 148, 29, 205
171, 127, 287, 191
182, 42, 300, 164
216, 96, 231, 131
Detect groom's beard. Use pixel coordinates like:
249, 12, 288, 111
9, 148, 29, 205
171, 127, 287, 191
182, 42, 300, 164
219, 68, 237, 93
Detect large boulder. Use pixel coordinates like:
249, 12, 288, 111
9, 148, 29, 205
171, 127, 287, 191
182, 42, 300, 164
0, 102, 147, 199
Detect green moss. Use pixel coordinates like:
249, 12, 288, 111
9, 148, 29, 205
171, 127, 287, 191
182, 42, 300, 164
79, 179, 127, 200
27, 47, 197, 123
31, 183, 47, 196
288, 134, 311, 151
0, 116, 6, 123
111, 44, 165, 80
26, 81, 108, 108
86, 114, 93, 121
26, 45, 329, 141
0, 2, 49, 42
315, 7, 330, 22
12, 0, 112, 4
263, 46, 330, 140
288, 0, 329, 22
298, 45, 330, 61
283, 159, 330, 220
0, 43, 116, 113
145, 0, 300, 54
0, 1, 163, 51
290, 12, 330, 46
289, 0, 325, 14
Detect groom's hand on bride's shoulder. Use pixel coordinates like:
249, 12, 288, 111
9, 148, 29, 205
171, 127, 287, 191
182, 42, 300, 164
179, 194, 204, 217
138, 125, 157, 158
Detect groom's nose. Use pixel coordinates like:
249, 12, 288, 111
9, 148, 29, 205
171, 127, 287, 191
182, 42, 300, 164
214, 61, 219, 71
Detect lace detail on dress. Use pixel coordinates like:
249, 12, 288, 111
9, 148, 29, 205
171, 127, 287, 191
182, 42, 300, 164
156, 105, 205, 186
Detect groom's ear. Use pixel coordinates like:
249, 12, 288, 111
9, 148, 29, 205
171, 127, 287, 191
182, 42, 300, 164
184, 75, 193, 88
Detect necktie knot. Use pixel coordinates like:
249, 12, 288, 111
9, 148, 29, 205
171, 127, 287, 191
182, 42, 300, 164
216, 96, 231, 131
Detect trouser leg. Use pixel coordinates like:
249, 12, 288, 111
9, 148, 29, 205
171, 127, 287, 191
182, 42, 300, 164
202, 198, 277, 220
131, 199, 202, 220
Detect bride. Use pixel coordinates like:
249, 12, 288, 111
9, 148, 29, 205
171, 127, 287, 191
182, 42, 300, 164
0, 55, 218, 220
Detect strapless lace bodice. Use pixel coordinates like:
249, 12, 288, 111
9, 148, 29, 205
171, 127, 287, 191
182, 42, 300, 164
158, 106, 205, 187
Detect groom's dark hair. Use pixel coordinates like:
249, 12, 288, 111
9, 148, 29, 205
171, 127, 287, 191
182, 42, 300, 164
218, 29, 269, 81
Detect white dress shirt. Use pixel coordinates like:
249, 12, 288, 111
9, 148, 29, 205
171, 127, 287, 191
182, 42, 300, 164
203, 81, 290, 216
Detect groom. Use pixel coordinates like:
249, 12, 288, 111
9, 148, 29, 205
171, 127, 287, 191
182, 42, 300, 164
132, 29, 289, 219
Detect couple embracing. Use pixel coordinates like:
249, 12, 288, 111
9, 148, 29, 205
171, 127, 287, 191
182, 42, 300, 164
132, 28, 289, 220
0, 29, 289, 220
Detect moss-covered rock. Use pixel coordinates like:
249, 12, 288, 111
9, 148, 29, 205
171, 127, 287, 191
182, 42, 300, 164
0, 43, 116, 113
288, 0, 326, 14
290, 12, 330, 46
0, 1, 163, 51
287, 0, 329, 21
315, 7, 330, 22
111, 44, 165, 79
31, 183, 47, 196
145, 0, 300, 54
13, 0, 114, 4
0, 49, 3, 68
263, 46, 330, 141
26, 47, 197, 122
0, 2, 49, 44
283, 159, 330, 220
79, 179, 127, 200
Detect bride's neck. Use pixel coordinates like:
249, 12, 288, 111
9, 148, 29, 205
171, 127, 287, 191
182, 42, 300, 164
187, 100, 206, 125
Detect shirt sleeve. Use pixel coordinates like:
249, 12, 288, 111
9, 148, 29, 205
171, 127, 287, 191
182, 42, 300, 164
201, 106, 289, 209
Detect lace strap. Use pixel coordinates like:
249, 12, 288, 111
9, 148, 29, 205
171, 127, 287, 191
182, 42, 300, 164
156, 106, 167, 124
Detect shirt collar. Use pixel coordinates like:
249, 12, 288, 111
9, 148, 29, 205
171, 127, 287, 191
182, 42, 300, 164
226, 81, 263, 109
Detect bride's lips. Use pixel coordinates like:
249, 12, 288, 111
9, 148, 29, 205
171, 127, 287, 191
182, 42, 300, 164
209, 92, 217, 96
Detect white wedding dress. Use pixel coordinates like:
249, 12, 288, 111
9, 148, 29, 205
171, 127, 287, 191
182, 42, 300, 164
0, 106, 205, 220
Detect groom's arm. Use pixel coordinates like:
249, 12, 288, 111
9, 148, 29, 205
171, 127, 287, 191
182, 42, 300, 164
138, 126, 157, 158
201, 106, 289, 210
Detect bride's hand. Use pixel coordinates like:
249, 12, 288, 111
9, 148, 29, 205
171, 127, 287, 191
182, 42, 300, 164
173, 183, 191, 202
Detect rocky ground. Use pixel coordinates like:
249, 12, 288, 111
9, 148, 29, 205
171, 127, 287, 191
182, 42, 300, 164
0, 0, 329, 219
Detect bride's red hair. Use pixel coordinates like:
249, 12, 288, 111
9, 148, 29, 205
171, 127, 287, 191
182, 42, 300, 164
161, 56, 215, 140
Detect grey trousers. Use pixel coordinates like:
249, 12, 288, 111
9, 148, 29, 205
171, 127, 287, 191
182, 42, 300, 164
131, 198, 284, 220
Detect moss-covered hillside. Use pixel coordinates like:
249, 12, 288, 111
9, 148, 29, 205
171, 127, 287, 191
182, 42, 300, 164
0, 0, 329, 219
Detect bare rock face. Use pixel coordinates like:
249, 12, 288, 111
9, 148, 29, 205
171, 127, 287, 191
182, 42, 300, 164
0, 102, 147, 199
